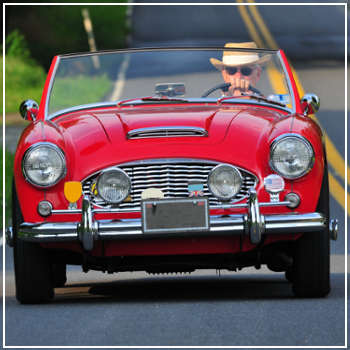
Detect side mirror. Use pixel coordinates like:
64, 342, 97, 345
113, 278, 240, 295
300, 94, 320, 116
19, 100, 39, 121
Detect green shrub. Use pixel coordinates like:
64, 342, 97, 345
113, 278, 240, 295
3, 30, 46, 113
6, 5, 129, 70
6, 30, 31, 60
5, 55, 46, 113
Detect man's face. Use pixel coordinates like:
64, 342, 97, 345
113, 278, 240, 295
221, 65, 261, 95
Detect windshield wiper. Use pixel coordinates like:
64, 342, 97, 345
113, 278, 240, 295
117, 96, 189, 107
217, 94, 286, 107
117, 97, 152, 107
240, 93, 286, 107
141, 97, 189, 103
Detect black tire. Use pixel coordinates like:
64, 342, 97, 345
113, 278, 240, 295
12, 180, 54, 304
52, 264, 67, 288
292, 167, 330, 297
285, 269, 294, 283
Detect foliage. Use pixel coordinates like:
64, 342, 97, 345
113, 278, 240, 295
6, 30, 31, 60
6, 4, 130, 70
3, 30, 46, 114
1, 148, 14, 228
5, 55, 46, 114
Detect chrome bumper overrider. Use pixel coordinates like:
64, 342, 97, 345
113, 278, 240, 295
8, 190, 338, 251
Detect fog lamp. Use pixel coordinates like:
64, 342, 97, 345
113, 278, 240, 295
285, 192, 300, 209
97, 168, 131, 204
37, 201, 53, 217
207, 164, 242, 201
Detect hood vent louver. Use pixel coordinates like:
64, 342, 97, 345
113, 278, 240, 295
127, 126, 208, 139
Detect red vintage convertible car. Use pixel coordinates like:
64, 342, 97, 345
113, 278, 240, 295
7, 46, 338, 303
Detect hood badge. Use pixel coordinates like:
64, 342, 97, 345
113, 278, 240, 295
264, 174, 285, 202
188, 183, 205, 197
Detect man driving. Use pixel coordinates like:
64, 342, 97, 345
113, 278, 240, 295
210, 42, 267, 96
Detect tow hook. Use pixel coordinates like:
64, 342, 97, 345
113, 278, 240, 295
329, 219, 338, 241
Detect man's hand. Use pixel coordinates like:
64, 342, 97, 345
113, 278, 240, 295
227, 78, 250, 96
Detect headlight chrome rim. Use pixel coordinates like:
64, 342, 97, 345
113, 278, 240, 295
269, 134, 315, 179
22, 142, 66, 188
96, 168, 131, 204
208, 164, 242, 201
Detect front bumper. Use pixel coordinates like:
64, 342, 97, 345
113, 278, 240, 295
9, 190, 334, 251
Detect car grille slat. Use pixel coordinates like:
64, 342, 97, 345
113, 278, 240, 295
82, 160, 258, 211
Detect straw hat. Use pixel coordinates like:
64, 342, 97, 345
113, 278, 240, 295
210, 42, 270, 70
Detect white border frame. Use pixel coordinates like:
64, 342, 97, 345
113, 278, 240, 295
2, 2, 348, 348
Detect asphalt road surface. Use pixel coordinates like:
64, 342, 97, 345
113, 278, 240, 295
2, 4, 347, 348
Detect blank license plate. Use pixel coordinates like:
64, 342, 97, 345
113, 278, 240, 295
141, 198, 209, 234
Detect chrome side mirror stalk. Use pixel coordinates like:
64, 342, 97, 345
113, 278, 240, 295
19, 99, 39, 121
300, 94, 320, 116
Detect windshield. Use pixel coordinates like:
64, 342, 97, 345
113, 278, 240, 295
47, 48, 294, 118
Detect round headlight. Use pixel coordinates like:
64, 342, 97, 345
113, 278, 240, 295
208, 164, 242, 201
97, 168, 131, 204
270, 135, 314, 179
22, 143, 66, 187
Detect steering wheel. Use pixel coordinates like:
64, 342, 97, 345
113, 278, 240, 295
201, 83, 261, 98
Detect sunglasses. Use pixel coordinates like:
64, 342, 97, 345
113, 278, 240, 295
225, 66, 254, 76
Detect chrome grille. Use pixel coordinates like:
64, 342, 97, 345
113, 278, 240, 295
82, 160, 257, 211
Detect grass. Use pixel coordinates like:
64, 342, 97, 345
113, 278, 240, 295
3, 55, 46, 114
1, 147, 14, 228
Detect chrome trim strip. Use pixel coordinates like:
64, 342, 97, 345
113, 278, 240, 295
58, 47, 278, 59
51, 200, 291, 215
127, 126, 208, 139
18, 212, 325, 242
19, 190, 326, 248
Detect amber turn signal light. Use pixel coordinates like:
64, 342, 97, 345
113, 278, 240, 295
64, 181, 82, 203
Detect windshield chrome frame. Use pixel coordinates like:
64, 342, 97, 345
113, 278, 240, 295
45, 47, 294, 120
45, 56, 60, 120
277, 50, 296, 113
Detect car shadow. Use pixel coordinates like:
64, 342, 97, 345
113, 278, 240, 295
53, 274, 296, 303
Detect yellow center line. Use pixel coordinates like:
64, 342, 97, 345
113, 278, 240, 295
236, 0, 348, 214
237, 1, 288, 96
246, 0, 279, 49
246, 0, 347, 183
236, 0, 264, 47
291, 68, 348, 183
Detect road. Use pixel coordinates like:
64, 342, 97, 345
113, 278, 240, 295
2, 3, 347, 348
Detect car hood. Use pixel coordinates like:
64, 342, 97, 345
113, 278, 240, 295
54, 105, 290, 178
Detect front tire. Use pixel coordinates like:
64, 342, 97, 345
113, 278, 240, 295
292, 167, 330, 298
53, 264, 67, 288
12, 181, 54, 304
